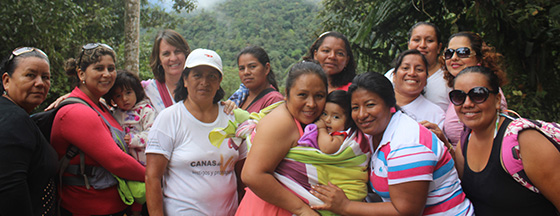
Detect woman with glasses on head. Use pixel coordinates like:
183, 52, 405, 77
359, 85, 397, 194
51, 43, 145, 216
421, 32, 508, 148
0, 47, 57, 216
450, 66, 560, 215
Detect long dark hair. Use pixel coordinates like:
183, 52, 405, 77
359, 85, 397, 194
236, 46, 279, 90
103, 70, 146, 105
303, 31, 356, 88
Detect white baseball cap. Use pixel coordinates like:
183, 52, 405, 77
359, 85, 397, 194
184, 48, 223, 75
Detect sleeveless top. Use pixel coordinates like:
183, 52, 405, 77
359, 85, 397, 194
461, 118, 557, 215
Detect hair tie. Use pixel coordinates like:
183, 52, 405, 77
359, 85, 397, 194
390, 107, 396, 113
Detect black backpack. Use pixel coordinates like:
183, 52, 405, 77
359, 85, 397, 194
31, 97, 91, 142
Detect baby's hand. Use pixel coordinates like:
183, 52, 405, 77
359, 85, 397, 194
220, 100, 237, 115
314, 118, 326, 129
124, 134, 131, 145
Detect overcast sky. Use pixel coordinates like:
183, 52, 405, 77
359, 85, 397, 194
149, 0, 226, 11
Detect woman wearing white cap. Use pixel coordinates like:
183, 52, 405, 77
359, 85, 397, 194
145, 49, 247, 216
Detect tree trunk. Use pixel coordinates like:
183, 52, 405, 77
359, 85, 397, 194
124, 0, 140, 75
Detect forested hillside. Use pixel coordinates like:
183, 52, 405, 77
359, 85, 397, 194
139, 0, 322, 95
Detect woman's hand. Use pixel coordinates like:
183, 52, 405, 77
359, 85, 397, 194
44, 93, 70, 111
420, 120, 454, 156
221, 100, 238, 114
310, 182, 350, 215
420, 120, 445, 142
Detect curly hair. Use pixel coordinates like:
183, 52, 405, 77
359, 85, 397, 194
443, 32, 507, 88
64, 45, 115, 86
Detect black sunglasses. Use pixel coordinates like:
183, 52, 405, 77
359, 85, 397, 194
444, 47, 475, 60
78, 43, 113, 66
449, 86, 498, 106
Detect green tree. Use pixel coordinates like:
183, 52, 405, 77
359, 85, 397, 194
319, 0, 560, 121
0, 0, 194, 112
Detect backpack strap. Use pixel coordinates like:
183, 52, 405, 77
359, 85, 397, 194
54, 97, 95, 189
499, 111, 560, 194
57, 97, 128, 189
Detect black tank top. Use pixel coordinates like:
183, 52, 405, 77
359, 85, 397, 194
461, 118, 558, 215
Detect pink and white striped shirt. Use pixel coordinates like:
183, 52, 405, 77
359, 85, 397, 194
369, 111, 474, 216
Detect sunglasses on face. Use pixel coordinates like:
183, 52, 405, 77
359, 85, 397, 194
444, 47, 475, 60
449, 86, 498, 106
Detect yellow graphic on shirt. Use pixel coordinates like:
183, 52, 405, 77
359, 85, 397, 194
220, 154, 235, 176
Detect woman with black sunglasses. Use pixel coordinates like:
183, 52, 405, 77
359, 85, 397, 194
451, 66, 559, 215
51, 44, 145, 216
421, 32, 508, 148
0, 47, 57, 216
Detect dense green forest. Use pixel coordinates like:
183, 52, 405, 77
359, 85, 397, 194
138, 0, 323, 95
2, 0, 560, 121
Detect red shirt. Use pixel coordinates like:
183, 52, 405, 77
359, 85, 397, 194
51, 87, 145, 215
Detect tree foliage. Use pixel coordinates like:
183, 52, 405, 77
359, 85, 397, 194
0, 0, 194, 112
319, 0, 560, 121
139, 0, 322, 95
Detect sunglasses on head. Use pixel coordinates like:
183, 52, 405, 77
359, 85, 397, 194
78, 43, 113, 66
449, 86, 498, 106
8, 47, 48, 61
444, 47, 475, 60
82, 43, 113, 51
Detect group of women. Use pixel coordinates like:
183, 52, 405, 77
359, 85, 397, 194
1, 21, 559, 216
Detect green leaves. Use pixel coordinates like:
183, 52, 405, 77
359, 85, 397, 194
319, 0, 560, 121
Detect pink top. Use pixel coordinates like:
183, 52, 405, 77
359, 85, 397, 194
243, 90, 284, 113
336, 82, 352, 91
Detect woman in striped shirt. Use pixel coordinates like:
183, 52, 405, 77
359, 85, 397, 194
311, 72, 473, 216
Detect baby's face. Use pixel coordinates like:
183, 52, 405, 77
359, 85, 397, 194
321, 102, 347, 134
112, 87, 137, 111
